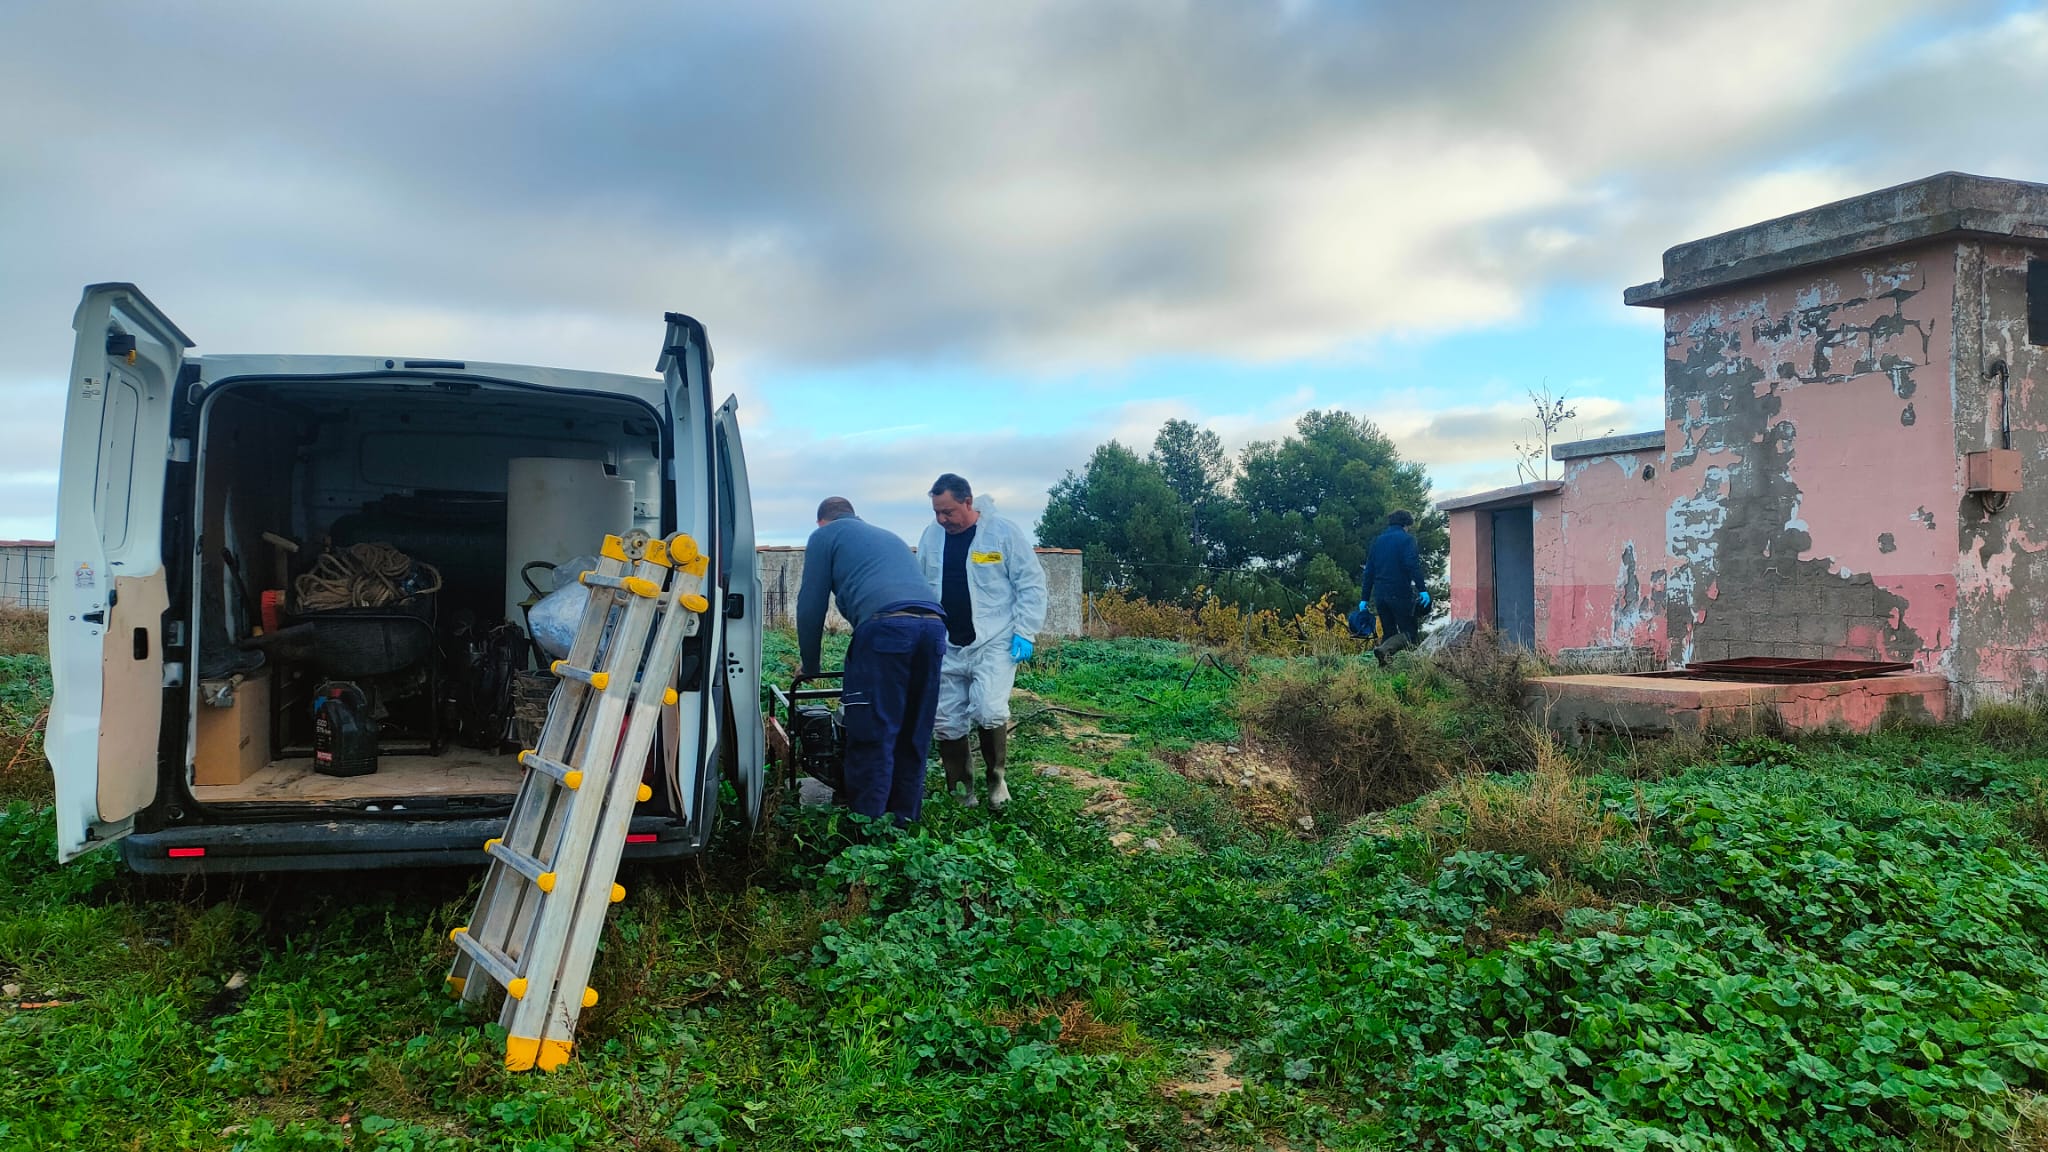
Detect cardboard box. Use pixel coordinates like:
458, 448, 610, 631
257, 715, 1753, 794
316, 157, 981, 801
196, 674, 270, 787
1966, 448, 2022, 494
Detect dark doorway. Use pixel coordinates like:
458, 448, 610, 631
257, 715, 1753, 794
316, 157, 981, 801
1490, 506, 1535, 647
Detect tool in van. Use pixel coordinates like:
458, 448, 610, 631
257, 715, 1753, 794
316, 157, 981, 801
446, 529, 711, 1072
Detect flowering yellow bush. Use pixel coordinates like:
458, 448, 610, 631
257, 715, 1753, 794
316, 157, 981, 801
1083, 587, 1359, 657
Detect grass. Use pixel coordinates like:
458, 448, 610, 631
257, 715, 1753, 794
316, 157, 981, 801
7, 635, 2048, 1149
0, 608, 50, 804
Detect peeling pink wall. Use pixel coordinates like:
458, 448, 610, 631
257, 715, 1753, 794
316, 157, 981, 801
1660, 245, 1959, 670
1543, 451, 1669, 654
1953, 242, 2048, 701
1445, 234, 2048, 700
1448, 509, 1488, 623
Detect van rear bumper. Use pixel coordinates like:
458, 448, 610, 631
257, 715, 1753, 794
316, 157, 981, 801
122, 814, 701, 874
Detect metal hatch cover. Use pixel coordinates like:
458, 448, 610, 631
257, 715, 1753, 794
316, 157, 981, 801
1636, 656, 1914, 683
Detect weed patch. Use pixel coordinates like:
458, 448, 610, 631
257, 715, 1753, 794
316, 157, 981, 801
1416, 738, 1614, 877
0, 606, 45, 658
1972, 697, 2048, 756
1237, 661, 1445, 818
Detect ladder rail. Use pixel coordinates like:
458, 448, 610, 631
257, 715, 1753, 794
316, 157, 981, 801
494, 547, 673, 1060
449, 544, 636, 1004
533, 552, 710, 1063
491, 546, 670, 986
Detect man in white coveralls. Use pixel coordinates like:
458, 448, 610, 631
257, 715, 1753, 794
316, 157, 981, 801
917, 473, 1048, 809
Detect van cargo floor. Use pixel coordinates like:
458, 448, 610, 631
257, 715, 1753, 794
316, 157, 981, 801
193, 753, 525, 804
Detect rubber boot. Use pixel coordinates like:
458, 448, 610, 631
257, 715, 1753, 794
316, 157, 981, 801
939, 737, 976, 807
978, 726, 1011, 810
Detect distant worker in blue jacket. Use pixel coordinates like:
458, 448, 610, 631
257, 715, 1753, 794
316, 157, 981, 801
1360, 508, 1429, 666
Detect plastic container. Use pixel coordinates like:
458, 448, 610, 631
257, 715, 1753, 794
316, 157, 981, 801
505, 458, 633, 625
312, 682, 379, 778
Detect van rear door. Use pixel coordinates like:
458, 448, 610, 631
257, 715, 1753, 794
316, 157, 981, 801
658, 314, 722, 824
50, 284, 192, 861
714, 398, 765, 829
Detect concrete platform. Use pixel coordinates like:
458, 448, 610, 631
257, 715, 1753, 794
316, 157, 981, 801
1532, 672, 1949, 740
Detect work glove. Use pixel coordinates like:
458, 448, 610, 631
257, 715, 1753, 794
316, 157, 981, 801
1418, 590, 1431, 609
1010, 634, 1034, 663
1357, 600, 1369, 613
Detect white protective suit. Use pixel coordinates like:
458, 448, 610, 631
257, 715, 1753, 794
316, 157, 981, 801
918, 510, 1048, 741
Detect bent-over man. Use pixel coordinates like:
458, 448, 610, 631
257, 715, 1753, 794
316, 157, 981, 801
917, 474, 1047, 809
797, 497, 948, 824
1360, 508, 1429, 666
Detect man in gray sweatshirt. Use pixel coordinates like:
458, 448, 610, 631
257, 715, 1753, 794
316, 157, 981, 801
797, 497, 949, 824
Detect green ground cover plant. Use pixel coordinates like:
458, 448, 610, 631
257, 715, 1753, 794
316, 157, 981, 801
6, 636, 2048, 1149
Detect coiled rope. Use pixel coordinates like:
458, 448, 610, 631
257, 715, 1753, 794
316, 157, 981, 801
294, 542, 443, 612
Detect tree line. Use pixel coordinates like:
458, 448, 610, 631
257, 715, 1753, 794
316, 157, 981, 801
1035, 411, 1447, 615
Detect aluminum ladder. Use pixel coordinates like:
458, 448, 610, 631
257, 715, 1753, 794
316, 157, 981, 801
446, 528, 711, 1071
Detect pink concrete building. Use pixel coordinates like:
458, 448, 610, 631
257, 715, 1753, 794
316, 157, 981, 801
1445, 172, 2048, 706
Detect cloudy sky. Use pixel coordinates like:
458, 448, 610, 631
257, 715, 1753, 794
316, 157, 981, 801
4, 0, 2046, 546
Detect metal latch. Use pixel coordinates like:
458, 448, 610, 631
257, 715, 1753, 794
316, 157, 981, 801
725, 593, 745, 620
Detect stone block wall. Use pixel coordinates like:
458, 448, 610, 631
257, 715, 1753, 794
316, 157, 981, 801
757, 545, 1083, 637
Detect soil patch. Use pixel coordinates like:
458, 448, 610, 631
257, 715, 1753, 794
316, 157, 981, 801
1033, 762, 1181, 852
1166, 742, 1313, 832
1163, 1048, 1241, 1098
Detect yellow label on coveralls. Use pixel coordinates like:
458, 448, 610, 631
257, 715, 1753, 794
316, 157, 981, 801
970, 551, 1003, 564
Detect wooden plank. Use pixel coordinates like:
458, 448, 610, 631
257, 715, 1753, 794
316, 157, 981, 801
192, 752, 523, 803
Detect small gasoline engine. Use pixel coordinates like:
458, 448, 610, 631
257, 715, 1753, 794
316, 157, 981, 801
769, 672, 847, 794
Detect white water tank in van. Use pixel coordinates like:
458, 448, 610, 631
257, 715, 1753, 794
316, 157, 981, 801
504, 458, 635, 625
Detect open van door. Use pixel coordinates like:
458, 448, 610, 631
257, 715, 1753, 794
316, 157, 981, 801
657, 314, 722, 826
50, 285, 191, 861
713, 398, 765, 829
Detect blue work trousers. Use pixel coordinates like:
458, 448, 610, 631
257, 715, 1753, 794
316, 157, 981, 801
840, 605, 949, 824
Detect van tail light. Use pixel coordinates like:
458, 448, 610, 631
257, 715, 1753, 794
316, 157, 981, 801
625, 834, 657, 844
167, 847, 206, 858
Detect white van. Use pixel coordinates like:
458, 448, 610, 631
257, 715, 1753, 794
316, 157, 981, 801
48, 284, 766, 872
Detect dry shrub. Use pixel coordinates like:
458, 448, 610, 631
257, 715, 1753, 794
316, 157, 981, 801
2012, 780, 2048, 855
991, 997, 1129, 1054
1420, 625, 1540, 717
1417, 733, 1614, 876
1496, 877, 1612, 939
1086, 588, 1355, 658
0, 606, 45, 657
1236, 662, 1445, 817
1972, 698, 2048, 755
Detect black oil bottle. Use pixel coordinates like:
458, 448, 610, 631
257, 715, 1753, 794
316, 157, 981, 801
312, 682, 378, 777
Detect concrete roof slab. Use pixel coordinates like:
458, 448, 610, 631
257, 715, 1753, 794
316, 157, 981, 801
1435, 480, 1563, 513
1625, 171, 2048, 308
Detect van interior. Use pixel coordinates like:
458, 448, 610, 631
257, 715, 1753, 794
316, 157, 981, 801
190, 377, 669, 813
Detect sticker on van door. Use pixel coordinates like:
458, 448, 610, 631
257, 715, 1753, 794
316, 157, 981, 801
73, 563, 95, 589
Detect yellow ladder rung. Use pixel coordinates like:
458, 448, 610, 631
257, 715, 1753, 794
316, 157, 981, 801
483, 840, 552, 889
580, 571, 662, 599
449, 929, 520, 990
516, 749, 582, 790
550, 660, 610, 691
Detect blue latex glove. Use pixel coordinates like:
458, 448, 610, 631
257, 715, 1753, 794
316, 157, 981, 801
1419, 590, 1431, 609
1010, 634, 1034, 663
1358, 600, 1369, 613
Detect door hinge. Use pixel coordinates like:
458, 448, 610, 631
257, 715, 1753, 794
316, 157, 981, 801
724, 593, 745, 620
167, 437, 193, 463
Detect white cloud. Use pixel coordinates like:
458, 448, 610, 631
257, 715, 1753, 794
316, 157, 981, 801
1, 0, 2041, 539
